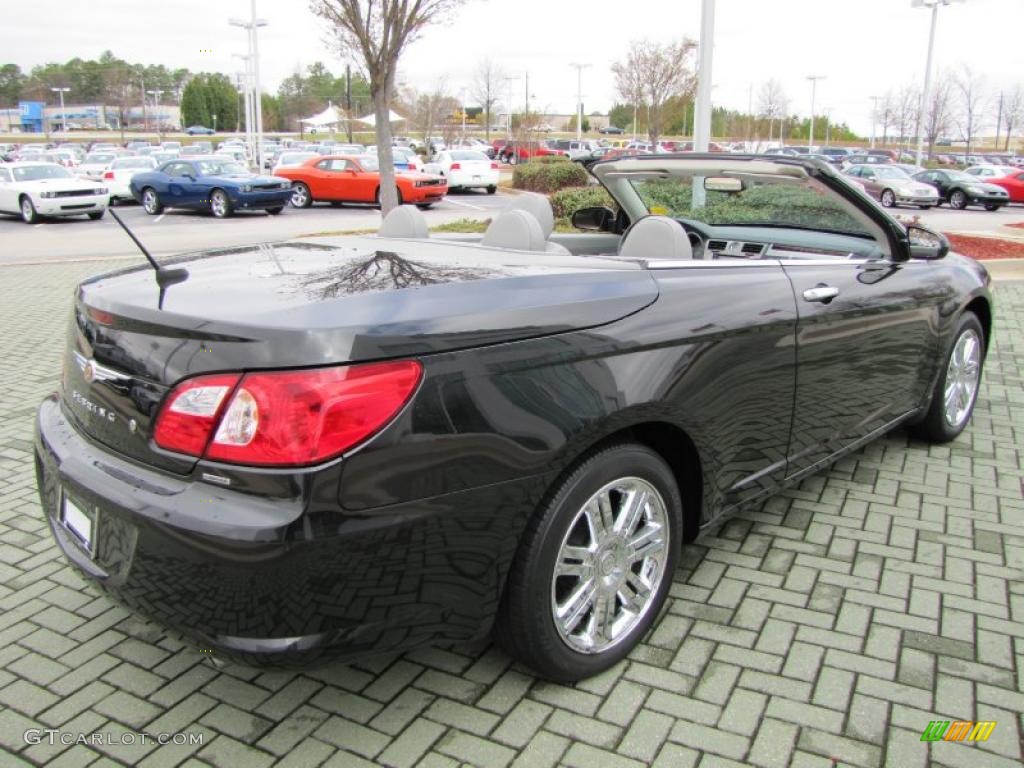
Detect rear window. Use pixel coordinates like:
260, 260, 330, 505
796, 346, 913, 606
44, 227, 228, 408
449, 151, 488, 161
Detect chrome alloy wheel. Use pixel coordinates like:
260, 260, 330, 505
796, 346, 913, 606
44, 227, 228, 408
551, 477, 668, 654
290, 183, 309, 207
943, 328, 981, 428
142, 189, 158, 214
210, 190, 229, 218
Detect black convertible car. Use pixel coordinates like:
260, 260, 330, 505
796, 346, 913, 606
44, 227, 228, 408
35, 155, 991, 681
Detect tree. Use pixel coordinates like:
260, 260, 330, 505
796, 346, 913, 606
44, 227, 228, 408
402, 82, 457, 144
922, 72, 954, 159
1000, 84, 1023, 152
877, 91, 895, 145
180, 77, 210, 128
954, 66, 985, 157
471, 58, 503, 141
757, 78, 788, 144
0, 64, 26, 107
612, 39, 696, 146
310, 0, 467, 214
893, 84, 919, 148
608, 103, 633, 130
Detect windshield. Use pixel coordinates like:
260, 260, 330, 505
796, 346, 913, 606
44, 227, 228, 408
630, 176, 871, 236
356, 155, 380, 172
12, 164, 74, 181
450, 151, 488, 161
278, 152, 316, 165
84, 153, 115, 164
195, 160, 249, 176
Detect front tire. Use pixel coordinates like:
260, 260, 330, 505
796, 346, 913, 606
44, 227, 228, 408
88, 210, 105, 220
496, 443, 682, 682
20, 196, 39, 224
210, 189, 232, 218
266, 206, 284, 215
949, 190, 968, 209
880, 189, 896, 208
910, 312, 985, 443
984, 203, 1002, 211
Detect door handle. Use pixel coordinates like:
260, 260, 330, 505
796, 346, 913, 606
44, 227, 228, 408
802, 285, 840, 303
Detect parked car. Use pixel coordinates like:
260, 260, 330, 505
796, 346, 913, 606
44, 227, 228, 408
35, 154, 992, 681
0, 162, 108, 223
76, 152, 117, 181
495, 141, 566, 164
844, 164, 938, 208
129, 157, 292, 218
424, 150, 499, 193
274, 154, 447, 209
598, 125, 625, 135
272, 151, 319, 174
102, 156, 158, 203
963, 165, 1018, 180
986, 169, 1024, 202
818, 147, 852, 164
912, 169, 1011, 210
185, 125, 216, 135
393, 136, 421, 151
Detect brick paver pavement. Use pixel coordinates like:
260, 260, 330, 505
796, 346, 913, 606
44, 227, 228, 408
0, 260, 1021, 768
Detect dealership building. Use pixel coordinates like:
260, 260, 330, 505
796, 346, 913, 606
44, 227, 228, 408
0, 101, 181, 133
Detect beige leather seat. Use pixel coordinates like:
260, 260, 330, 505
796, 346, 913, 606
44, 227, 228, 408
617, 215, 693, 260
502, 193, 571, 254
378, 204, 429, 238
481, 209, 547, 252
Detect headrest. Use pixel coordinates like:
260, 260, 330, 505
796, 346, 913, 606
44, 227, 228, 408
378, 204, 429, 238
502, 192, 555, 238
617, 215, 694, 260
481, 209, 547, 252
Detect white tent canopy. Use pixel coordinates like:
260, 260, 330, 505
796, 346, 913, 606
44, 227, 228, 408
354, 110, 407, 126
300, 105, 345, 128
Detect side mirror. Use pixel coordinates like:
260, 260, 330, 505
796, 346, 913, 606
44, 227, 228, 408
906, 224, 949, 260
571, 206, 615, 232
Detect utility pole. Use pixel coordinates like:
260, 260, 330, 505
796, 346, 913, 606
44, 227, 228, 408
524, 72, 529, 125
230, 2, 268, 169
569, 62, 590, 141
346, 65, 353, 142
233, 54, 253, 155
869, 95, 880, 148
503, 75, 519, 136
140, 75, 147, 133
692, 0, 715, 208
806, 75, 825, 148
995, 91, 1003, 149
913, 0, 963, 165
50, 87, 70, 135
147, 89, 164, 140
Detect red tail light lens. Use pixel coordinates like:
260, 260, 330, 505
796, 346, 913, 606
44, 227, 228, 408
450, 162, 461, 170
103, 170, 114, 179
154, 361, 422, 466
490, 162, 499, 170
154, 373, 241, 456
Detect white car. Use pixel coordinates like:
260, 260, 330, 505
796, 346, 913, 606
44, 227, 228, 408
426, 150, 499, 193
216, 148, 249, 164
77, 152, 118, 181
0, 162, 109, 223
272, 151, 318, 173
102, 156, 158, 203
964, 165, 1017, 180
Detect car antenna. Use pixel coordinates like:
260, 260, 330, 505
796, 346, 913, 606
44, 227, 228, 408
107, 208, 189, 290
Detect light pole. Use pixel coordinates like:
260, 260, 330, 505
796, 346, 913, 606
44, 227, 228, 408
806, 75, 825, 148
233, 54, 253, 151
50, 87, 70, 135
212, 113, 218, 133
912, 0, 963, 164
869, 95, 881, 148
692, 0, 716, 208
147, 89, 165, 140
503, 75, 519, 136
230, 2, 268, 169
569, 62, 590, 141
823, 107, 832, 147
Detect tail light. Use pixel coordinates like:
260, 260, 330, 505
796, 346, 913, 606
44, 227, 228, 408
103, 170, 114, 180
154, 361, 422, 466
450, 162, 461, 170
490, 162, 499, 170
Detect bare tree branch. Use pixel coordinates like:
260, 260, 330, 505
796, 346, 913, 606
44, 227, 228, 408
612, 38, 696, 146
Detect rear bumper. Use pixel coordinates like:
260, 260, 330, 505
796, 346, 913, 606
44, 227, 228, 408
35, 395, 540, 666
448, 170, 499, 188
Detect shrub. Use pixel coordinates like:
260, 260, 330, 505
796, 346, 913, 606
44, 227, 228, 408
535, 155, 570, 164
513, 160, 588, 193
550, 186, 616, 222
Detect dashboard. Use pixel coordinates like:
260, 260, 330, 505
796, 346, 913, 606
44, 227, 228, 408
676, 218, 886, 262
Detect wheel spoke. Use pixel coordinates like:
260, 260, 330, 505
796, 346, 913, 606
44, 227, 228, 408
616, 487, 647, 536
557, 578, 596, 635
596, 491, 616, 539
628, 524, 665, 562
618, 571, 651, 614
557, 545, 594, 579
592, 592, 617, 643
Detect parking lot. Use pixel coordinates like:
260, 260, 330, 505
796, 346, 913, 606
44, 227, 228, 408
0, 254, 1021, 767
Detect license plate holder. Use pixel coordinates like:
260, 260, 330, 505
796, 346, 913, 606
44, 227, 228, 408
61, 493, 95, 556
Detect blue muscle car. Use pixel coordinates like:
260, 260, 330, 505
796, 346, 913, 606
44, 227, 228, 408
129, 157, 292, 218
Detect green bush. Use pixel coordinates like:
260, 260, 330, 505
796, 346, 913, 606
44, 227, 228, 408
535, 155, 570, 165
513, 160, 588, 193
550, 186, 616, 221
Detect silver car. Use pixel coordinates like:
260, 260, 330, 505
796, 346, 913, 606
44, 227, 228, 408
844, 164, 938, 209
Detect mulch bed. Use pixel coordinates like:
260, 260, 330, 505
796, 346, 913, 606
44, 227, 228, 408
944, 233, 1024, 260
1006, 222, 1024, 229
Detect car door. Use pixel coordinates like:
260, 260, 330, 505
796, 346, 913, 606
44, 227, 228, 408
349, 159, 378, 202
163, 162, 198, 206
859, 167, 883, 199
0, 167, 15, 212
779, 242, 952, 479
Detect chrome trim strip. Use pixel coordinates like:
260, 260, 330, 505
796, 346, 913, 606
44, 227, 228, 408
73, 351, 132, 383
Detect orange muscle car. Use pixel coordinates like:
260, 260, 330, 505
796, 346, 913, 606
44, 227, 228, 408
274, 154, 448, 209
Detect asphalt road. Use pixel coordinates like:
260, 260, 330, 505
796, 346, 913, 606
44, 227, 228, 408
0, 190, 511, 264
1, 191, 1021, 265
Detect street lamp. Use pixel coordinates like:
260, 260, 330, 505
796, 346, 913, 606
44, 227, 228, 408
569, 62, 591, 142
212, 113, 218, 132
230, 2, 269, 170
806, 75, 825, 148
50, 87, 71, 134
147, 89, 165, 140
912, 0, 964, 164
233, 53, 253, 152
503, 75, 520, 136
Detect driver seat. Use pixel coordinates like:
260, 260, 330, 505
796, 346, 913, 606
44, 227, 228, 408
617, 215, 694, 260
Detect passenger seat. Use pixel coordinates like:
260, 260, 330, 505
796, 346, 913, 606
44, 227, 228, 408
501, 193, 571, 254
481, 209, 547, 252
378, 204, 429, 238
617, 216, 693, 260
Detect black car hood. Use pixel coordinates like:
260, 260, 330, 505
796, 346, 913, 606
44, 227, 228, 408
77, 237, 657, 376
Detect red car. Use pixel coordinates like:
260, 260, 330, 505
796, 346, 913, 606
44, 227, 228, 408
494, 141, 567, 164
988, 169, 1024, 203
274, 154, 447, 209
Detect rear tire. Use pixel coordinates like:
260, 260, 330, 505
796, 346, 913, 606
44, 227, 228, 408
290, 182, 312, 208
984, 203, 1001, 211
416, 203, 433, 210
487, 185, 497, 194
880, 189, 896, 208
909, 312, 985, 443
141, 187, 163, 215
496, 443, 682, 682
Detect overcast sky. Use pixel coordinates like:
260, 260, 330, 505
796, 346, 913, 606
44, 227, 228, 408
4, 0, 1023, 134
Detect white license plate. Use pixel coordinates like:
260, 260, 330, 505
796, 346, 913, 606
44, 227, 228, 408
473, 175, 481, 180
61, 495, 94, 552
